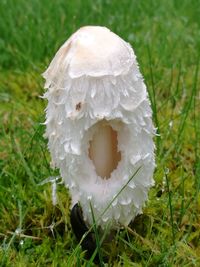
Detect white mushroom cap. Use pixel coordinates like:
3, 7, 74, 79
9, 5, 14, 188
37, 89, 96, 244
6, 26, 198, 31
43, 26, 134, 82
43, 26, 155, 230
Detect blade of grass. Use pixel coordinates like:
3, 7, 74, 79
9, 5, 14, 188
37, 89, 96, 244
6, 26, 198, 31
165, 168, 176, 247
147, 45, 161, 154
175, 58, 199, 153
89, 201, 103, 266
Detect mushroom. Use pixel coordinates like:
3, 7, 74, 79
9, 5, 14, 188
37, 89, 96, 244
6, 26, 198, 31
43, 26, 155, 232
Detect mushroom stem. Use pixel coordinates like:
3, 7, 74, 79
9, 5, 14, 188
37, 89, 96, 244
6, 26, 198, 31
89, 122, 121, 179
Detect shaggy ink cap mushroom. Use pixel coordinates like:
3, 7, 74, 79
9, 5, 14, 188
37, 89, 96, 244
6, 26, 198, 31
43, 26, 156, 230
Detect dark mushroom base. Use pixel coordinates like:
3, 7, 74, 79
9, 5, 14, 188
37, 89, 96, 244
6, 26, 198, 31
70, 203, 99, 263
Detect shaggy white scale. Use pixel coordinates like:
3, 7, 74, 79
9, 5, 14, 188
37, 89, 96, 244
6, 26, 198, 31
43, 26, 155, 230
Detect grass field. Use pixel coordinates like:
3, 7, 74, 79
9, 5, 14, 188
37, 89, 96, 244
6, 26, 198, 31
0, 0, 200, 266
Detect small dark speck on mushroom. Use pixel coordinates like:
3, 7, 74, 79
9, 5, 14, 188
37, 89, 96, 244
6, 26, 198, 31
76, 102, 82, 111
156, 189, 163, 198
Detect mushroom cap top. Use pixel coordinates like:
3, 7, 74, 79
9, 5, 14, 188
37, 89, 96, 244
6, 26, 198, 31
43, 26, 135, 81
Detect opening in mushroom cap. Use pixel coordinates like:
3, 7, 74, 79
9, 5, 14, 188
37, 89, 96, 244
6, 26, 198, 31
88, 121, 121, 179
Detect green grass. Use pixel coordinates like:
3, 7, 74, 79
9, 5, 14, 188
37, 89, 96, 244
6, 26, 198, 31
0, 0, 200, 266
